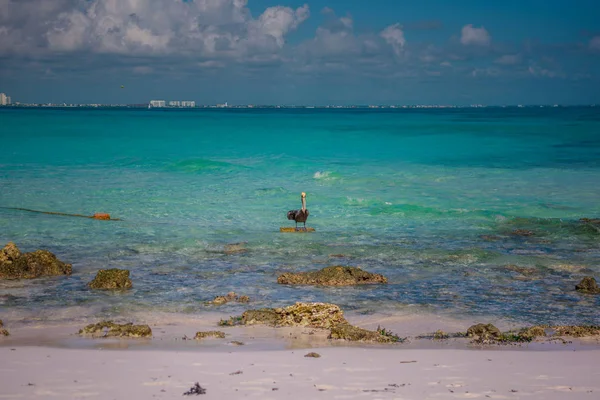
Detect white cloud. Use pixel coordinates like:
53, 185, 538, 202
460, 24, 490, 46
590, 36, 600, 51
494, 54, 521, 65
0, 0, 310, 58
380, 23, 406, 57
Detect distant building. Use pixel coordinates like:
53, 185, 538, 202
180, 101, 195, 108
149, 100, 166, 108
0, 93, 11, 105
169, 101, 181, 107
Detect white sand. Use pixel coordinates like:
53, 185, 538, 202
1, 343, 598, 399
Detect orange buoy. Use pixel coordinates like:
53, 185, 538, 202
92, 213, 111, 220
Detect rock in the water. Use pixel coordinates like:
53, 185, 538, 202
242, 303, 346, 328
195, 331, 226, 339
467, 323, 503, 343
277, 266, 387, 286
0, 319, 9, 337
79, 321, 152, 338
88, 268, 132, 290
0, 242, 21, 263
211, 292, 250, 305
0, 243, 72, 280
575, 276, 600, 294
329, 324, 402, 343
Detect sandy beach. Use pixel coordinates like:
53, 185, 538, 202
1, 316, 599, 400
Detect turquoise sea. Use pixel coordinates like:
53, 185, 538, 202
1, 107, 599, 327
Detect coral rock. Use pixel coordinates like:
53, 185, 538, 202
467, 323, 502, 343
277, 266, 387, 286
575, 276, 600, 294
0, 243, 72, 280
329, 324, 400, 343
88, 269, 132, 290
79, 321, 151, 338
194, 331, 226, 339
211, 292, 250, 305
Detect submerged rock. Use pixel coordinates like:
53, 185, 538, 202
0, 242, 72, 280
511, 229, 535, 237
277, 266, 387, 286
211, 292, 250, 305
88, 268, 132, 290
195, 331, 226, 339
79, 321, 152, 338
575, 276, 600, 294
0, 319, 9, 337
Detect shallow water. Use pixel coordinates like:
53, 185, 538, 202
1, 107, 599, 327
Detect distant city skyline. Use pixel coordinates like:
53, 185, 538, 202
1, 1, 599, 105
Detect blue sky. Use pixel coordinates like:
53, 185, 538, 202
0, 0, 599, 105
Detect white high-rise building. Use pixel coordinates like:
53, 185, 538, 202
149, 100, 166, 108
169, 101, 181, 107
181, 101, 195, 107
0, 93, 10, 105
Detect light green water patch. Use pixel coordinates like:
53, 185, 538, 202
165, 158, 249, 174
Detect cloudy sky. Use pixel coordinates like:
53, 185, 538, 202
1, 0, 599, 105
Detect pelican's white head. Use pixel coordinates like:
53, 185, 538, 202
301, 192, 306, 198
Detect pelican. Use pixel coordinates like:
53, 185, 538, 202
287, 192, 309, 231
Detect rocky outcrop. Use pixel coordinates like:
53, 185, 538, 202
88, 269, 132, 290
277, 266, 387, 286
195, 331, 226, 339
220, 302, 403, 343
0, 319, 9, 336
211, 292, 250, 305
329, 324, 402, 343
575, 276, 600, 294
467, 323, 503, 343
0, 242, 72, 280
79, 321, 152, 338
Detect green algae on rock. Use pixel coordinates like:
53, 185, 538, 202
79, 321, 152, 338
277, 266, 387, 286
575, 276, 600, 294
88, 268, 133, 290
194, 331, 226, 339
211, 292, 250, 305
329, 324, 404, 343
0, 242, 72, 280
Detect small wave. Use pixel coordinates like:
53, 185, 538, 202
313, 171, 330, 179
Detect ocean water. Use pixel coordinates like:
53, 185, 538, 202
1, 107, 599, 327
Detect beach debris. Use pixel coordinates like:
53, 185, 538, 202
87, 268, 132, 290
399, 361, 417, 364
0, 242, 72, 280
575, 276, 600, 294
304, 352, 321, 358
230, 340, 244, 345
0, 319, 9, 336
183, 382, 206, 396
221, 302, 404, 343
210, 292, 250, 305
229, 370, 243, 375
277, 266, 387, 286
78, 321, 152, 338
194, 331, 226, 339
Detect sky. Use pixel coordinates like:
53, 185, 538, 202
0, 0, 599, 105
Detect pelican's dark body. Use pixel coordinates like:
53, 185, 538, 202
287, 209, 309, 224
